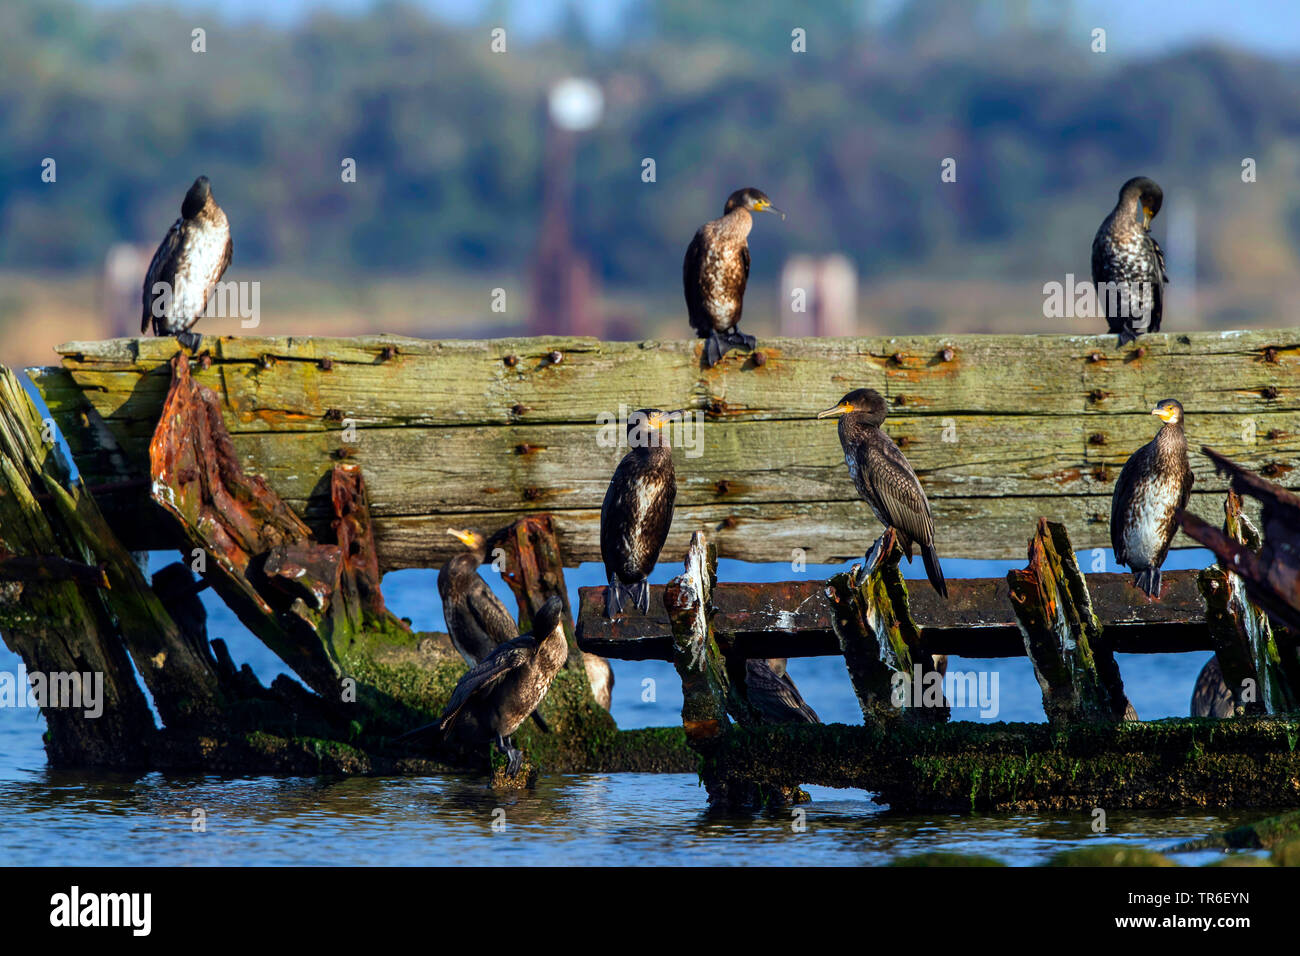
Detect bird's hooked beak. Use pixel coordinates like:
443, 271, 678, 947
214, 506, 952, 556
753, 198, 786, 220
1142, 205, 1154, 229
447, 528, 480, 548
1151, 404, 1177, 423
817, 401, 852, 419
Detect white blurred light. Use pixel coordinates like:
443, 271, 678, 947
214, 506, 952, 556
548, 78, 604, 132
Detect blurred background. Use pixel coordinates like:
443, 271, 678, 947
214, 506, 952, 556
3, 0, 1300, 367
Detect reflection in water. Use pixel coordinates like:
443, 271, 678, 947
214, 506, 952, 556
0, 769, 1264, 866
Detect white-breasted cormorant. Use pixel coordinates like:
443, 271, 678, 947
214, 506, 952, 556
1110, 399, 1193, 598
440, 529, 518, 666
744, 658, 820, 724
1091, 176, 1167, 346
409, 595, 568, 774
684, 187, 784, 367
600, 408, 678, 617
818, 388, 948, 598
1191, 656, 1233, 718
142, 175, 232, 352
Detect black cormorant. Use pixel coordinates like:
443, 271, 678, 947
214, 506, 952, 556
404, 595, 568, 774
1091, 176, 1167, 346
819, 388, 948, 598
600, 408, 677, 617
440, 528, 517, 666
1191, 656, 1233, 718
142, 175, 232, 352
684, 187, 784, 367
744, 658, 819, 724
1110, 399, 1193, 598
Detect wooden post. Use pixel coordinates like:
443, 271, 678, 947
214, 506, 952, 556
1198, 491, 1293, 715
0, 367, 156, 766
1008, 518, 1128, 723
665, 531, 754, 808
825, 529, 947, 723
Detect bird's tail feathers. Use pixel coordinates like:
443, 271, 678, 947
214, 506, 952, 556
922, 543, 948, 600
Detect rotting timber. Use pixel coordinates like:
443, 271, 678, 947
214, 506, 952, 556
5, 330, 1300, 808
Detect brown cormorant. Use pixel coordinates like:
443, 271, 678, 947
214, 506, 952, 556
440, 528, 517, 666
744, 658, 819, 724
819, 388, 948, 598
684, 187, 784, 367
142, 175, 232, 352
1191, 656, 1234, 718
1110, 399, 1193, 598
1091, 176, 1167, 346
600, 408, 677, 617
402, 595, 568, 774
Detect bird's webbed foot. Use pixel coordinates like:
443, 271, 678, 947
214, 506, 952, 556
176, 330, 202, 353
732, 330, 758, 352
703, 332, 726, 368
503, 737, 524, 776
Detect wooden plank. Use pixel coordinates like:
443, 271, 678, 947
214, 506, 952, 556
31, 330, 1300, 567
575, 569, 1210, 661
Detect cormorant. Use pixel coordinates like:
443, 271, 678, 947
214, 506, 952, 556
818, 388, 948, 598
440, 528, 518, 666
1091, 176, 1167, 346
600, 408, 677, 617
404, 595, 568, 774
744, 658, 819, 724
684, 187, 784, 367
1191, 656, 1234, 718
142, 175, 232, 352
1110, 399, 1193, 598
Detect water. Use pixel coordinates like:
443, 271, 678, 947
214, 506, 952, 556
0, 548, 1257, 866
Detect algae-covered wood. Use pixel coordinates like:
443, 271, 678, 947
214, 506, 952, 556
32, 330, 1300, 568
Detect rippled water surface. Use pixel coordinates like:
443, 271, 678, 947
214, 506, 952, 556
0, 550, 1263, 865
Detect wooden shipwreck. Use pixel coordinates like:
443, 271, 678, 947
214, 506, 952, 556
3, 329, 1299, 809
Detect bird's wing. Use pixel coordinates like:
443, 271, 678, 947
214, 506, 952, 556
745, 660, 819, 723
464, 576, 518, 645
682, 229, 711, 338
861, 437, 935, 548
438, 636, 534, 730
1090, 222, 1109, 285
600, 455, 676, 579
732, 241, 750, 325
1147, 233, 1166, 331
1109, 443, 1149, 563
142, 219, 183, 332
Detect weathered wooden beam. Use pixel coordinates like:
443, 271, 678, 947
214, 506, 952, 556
0, 368, 155, 767
32, 330, 1300, 568
1179, 446, 1300, 633
0, 551, 108, 587
575, 569, 1210, 661
1008, 519, 1128, 723
710, 717, 1300, 812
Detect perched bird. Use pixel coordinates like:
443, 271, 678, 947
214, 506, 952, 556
1110, 399, 1194, 598
1191, 656, 1234, 718
402, 595, 568, 775
1091, 176, 1167, 346
142, 175, 232, 352
683, 187, 784, 367
600, 408, 678, 617
819, 388, 948, 598
744, 658, 820, 724
439, 528, 518, 666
